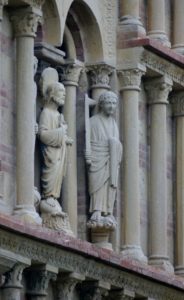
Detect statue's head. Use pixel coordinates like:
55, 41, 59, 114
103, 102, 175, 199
45, 82, 66, 107
98, 91, 118, 116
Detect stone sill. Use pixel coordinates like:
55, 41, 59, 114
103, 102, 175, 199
123, 38, 184, 68
0, 214, 183, 291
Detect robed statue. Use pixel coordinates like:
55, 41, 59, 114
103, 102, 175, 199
85, 91, 122, 229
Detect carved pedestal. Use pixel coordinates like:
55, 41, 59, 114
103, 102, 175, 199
41, 213, 74, 236
87, 219, 116, 250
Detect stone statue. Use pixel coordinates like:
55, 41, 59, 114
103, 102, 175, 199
38, 68, 73, 234
86, 91, 122, 230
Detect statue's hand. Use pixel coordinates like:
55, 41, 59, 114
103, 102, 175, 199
66, 137, 73, 146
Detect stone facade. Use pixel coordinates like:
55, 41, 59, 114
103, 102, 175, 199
0, 0, 184, 299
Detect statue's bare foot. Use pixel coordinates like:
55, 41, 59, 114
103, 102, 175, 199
90, 211, 102, 222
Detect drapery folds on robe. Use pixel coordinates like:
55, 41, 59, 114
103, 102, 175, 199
39, 108, 67, 199
89, 114, 122, 215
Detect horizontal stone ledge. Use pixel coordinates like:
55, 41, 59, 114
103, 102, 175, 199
121, 37, 184, 68
0, 213, 183, 292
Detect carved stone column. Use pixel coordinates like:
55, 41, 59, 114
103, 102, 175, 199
87, 63, 114, 101
119, 0, 146, 39
25, 265, 58, 300
58, 60, 83, 236
2, 263, 28, 300
11, 7, 42, 224
145, 77, 173, 272
147, 0, 170, 46
172, 0, 184, 54
172, 92, 184, 276
56, 272, 85, 300
118, 66, 147, 263
79, 281, 110, 300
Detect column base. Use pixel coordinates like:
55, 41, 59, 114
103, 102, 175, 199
172, 44, 184, 55
149, 256, 174, 273
147, 30, 171, 47
13, 205, 42, 225
175, 266, 184, 276
119, 15, 146, 39
121, 245, 147, 263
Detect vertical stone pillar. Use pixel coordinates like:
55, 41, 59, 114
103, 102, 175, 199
11, 7, 42, 224
119, 0, 145, 39
87, 63, 114, 101
145, 77, 173, 273
56, 272, 84, 300
2, 263, 28, 300
59, 60, 82, 236
172, 0, 184, 54
172, 92, 184, 276
147, 0, 170, 46
118, 66, 147, 263
25, 265, 57, 300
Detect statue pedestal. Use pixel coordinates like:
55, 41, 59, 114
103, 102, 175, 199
41, 213, 74, 236
87, 216, 116, 250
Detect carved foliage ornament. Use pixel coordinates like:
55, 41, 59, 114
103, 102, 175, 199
87, 64, 114, 88
11, 11, 42, 37
170, 93, 184, 117
118, 69, 145, 90
56, 278, 79, 300
3, 263, 26, 288
57, 64, 83, 85
145, 80, 172, 105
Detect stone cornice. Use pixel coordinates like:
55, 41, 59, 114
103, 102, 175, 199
145, 77, 173, 105
0, 216, 183, 299
11, 7, 42, 38
170, 92, 184, 117
86, 62, 115, 90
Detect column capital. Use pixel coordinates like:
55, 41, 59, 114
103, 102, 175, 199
26, 266, 57, 297
109, 289, 135, 300
0, 0, 8, 21
86, 62, 114, 90
2, 263, 27, 289
11, 6, 42, 38
79, 280, 110, 300
118, 66, 146, 92
145, 77, 172, 105
57, 60, 83, 86
170, 92, 184, 117
56, 272, 85, 300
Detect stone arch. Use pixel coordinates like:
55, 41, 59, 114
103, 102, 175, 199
64, 1, 104, 63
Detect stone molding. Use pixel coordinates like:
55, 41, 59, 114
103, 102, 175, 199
2, 263, 27, 289
11, 7, 42, 38
170, 92, 184, 117
145, 77, 173, 105
57, 61, 83, 86
86, 63, 114, 89
0, 228, 183, 299
142, 50, 184, 87
26, 268, 57, 297
118, 67, 145, 91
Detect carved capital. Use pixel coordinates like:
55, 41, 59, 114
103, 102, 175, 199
57, 61, 83, 86
0, 0, 8, 21
26, 268, 57, 296
108, 290, 135, 300
118, 67, 145, 91
2, 263, 26, 289
170, 92, 184, 117
145, 77, 172, 105
87, 63, 114, 89
56, 273, 84, 300
23, 0, 45, 8
79, 281, 109, 300
11, 7, 42, 38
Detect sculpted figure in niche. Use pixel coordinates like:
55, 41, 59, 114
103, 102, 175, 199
38, 79, 72, 217
87, 91, 122, 226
